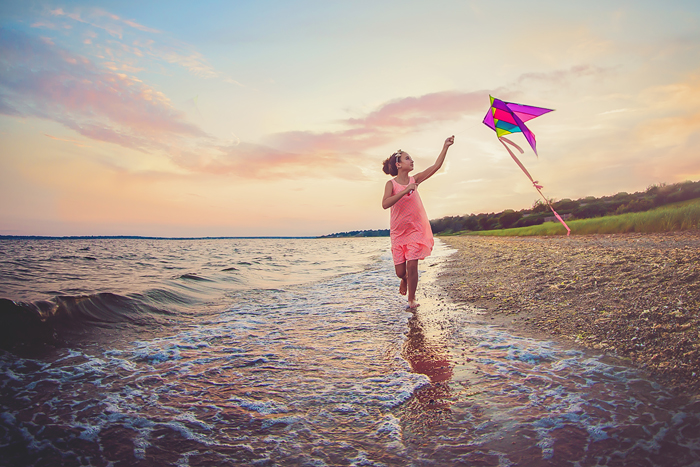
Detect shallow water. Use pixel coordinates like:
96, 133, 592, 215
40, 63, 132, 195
1, 238, 699, 466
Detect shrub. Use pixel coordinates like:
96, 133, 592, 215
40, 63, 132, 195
573, 203, 607, 219
499, 210, 523, 229
514, 215, 545, 228
615, 198, 655, 214
553, 198, 580, 212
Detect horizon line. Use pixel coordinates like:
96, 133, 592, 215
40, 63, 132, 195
0, 235, 319, 240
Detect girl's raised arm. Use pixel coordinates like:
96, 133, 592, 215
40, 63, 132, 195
414, 136, 454, 185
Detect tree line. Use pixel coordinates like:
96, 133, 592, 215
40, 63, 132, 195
318, 180, 700, 238
430, 179, 700, 234
318, 229, 390, 238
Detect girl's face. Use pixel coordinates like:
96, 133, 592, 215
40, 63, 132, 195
398, 152, 414, 171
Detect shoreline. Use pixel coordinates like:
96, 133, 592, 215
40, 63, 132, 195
436, 231, 700, 395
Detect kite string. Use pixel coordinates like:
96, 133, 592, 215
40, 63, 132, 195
498, 137, 571, 236
446, 117, 570, 236
451, 120, 481, 137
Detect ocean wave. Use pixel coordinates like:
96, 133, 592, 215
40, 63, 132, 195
178, 273, 214, 282
0, 291, 178, 353
0, 238, 393, 356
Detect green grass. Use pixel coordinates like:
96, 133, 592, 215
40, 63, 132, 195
454, 198, 700, 237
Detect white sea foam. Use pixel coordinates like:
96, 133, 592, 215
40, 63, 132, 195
376, 414, 403, 441
230, 397, 289, 415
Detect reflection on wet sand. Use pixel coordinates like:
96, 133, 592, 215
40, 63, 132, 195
395, 258, 700, 466
403, 311, 453, 407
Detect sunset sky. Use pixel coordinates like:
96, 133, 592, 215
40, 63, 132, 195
1, 1, 699, 237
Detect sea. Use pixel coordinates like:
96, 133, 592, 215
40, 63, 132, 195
1, 237, 699, 467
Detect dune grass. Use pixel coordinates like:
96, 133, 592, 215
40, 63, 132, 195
459, 198, 700, 237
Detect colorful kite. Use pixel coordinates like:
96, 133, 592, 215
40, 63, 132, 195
483, 95, 570, 235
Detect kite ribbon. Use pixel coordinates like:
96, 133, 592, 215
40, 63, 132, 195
498, 136, 571, 236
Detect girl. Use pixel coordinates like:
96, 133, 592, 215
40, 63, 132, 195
382, 136, 454, 308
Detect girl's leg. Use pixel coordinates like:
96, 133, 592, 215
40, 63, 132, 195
406, 259, 419, 307
395, 262, 407, 295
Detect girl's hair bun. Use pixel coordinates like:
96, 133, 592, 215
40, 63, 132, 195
382, 152, 399, 176
382, 158, 394, 175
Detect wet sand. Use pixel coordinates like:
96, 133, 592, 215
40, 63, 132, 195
438, 231, 700, 394
397, 251, 700, 466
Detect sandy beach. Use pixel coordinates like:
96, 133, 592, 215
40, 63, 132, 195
438, 231, 700, 394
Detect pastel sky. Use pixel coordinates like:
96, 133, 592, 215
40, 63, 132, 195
1, 1, 699, 237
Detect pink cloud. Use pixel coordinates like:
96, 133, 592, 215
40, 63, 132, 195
264, 127, 386, 156
345, 90, 486, 129
119, 18, 161, 34
49, 7, 218, 79
171, 90, 488, 179
30, 21, 60, 30
44, 133, 91, 147
0, 28, 208, 152
177, 141, 370, 180
169, 90, 490, 179
1, 27, 535, 181
51, 7, 124, 39
257, 90, 487, 162
170, 142, 322, 179
266, 91, 487, 154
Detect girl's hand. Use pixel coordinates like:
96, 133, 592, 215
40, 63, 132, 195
406, 183, 418, 195
413, 136, 453, 185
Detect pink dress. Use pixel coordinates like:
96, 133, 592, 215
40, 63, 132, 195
389, 176, 434, 263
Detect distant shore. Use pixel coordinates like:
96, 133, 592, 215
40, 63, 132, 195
0, 235, 315, 240
438, 231, 700, 394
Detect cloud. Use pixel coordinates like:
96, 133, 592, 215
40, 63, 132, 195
30, 21, 65, 30
224, 77, 244, 87
3, 26, 629, 185
50, 7, 122, 38
0, 94, 21, 116
262, 90, 487, 157
175, 89, 492, 179
516, 65, 611, 87
172, 142, 309, 178
156, 45, 219, 79
345, 90, 486, 129
44, 133, 91, 148
47, 6, 220, 79
8, 19, 630, 185
264, 127, 385, 156
120, 18, 161, 34
599, 108, 635, 115
170, 90, 485, 178
0, 28, 209, 151
171, 91, 490, 179
50, 7, 161, 38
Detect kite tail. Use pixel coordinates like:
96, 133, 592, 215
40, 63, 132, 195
499, 137, 571, 236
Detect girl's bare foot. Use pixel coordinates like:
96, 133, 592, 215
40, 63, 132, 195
407, 300, 420, 309
399, 278, 407, 295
